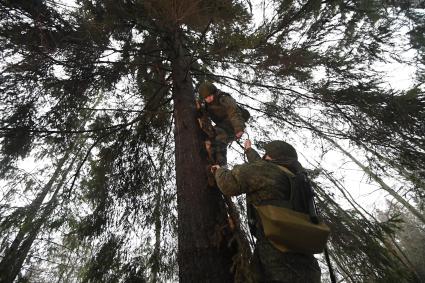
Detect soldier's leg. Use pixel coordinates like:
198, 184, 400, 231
258, 240, 321, 283
213, 127, 230, 166
204, 140, 213, 162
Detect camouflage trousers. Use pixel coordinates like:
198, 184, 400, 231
212, 124, 236, 166
250, 237, 321, 283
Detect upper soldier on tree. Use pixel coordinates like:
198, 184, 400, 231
198, 81, 249, 165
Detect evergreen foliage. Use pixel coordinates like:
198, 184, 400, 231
0, 0, 424, 282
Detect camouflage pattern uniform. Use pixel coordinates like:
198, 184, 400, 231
198, 82, 246, 165
214, 142, 321, 283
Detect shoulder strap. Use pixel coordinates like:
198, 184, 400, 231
247, 166, 294, 238
277, 165, 295, 177
277, 165, 296, 209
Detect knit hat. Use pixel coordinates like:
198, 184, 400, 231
264, 140, 298, 160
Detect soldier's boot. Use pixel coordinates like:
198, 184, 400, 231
206, 165, 216, 187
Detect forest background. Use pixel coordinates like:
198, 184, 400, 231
0, 0, 424, 282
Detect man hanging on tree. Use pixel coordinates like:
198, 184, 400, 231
198, 81, 249, 165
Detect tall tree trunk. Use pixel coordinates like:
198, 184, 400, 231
170, 30, 235, 282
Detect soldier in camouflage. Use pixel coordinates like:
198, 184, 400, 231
211, 140, 321, 283
198, 81, 246, 165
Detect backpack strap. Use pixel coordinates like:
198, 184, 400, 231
246, 166, 294, 239
277, 165, 295, 177
277, 165, 296, 210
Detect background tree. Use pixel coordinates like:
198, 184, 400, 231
377, 201, 425, 282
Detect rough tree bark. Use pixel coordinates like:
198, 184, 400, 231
170, 30, 235, 282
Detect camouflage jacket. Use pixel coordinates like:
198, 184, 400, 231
214, 148, 321, 282
214, 148, 291, 206
205, 92, 245, 134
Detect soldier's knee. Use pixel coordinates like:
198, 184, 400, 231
214, 128, 228, 143
215, 136, 228, 144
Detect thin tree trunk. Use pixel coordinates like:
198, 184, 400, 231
293, 114, 425, 225
358, 142, 425, 191
170, 30, 234, 282
8, 182, 62, 282
150, 183, 162, 283
0, 148, 72, 282
320, 167, 420, 275
332, 141, 425, 225
0, 97, 101, 282
0, 148, 79, 283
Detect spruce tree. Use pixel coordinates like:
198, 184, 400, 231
0, 0, 424, 282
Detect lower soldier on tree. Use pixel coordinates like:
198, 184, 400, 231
211, 139, 321, 283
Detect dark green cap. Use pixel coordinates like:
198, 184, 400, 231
264, 140, 298, 160
198, 81, 218, 98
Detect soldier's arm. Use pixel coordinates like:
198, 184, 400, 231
244, 140, 261, 163
221, 96, 245, 133
214, 166, 246, 196
245, 148, 261, 163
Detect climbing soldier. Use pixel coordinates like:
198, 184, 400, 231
198, 81, 249, 165
211, 139, 322, 283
